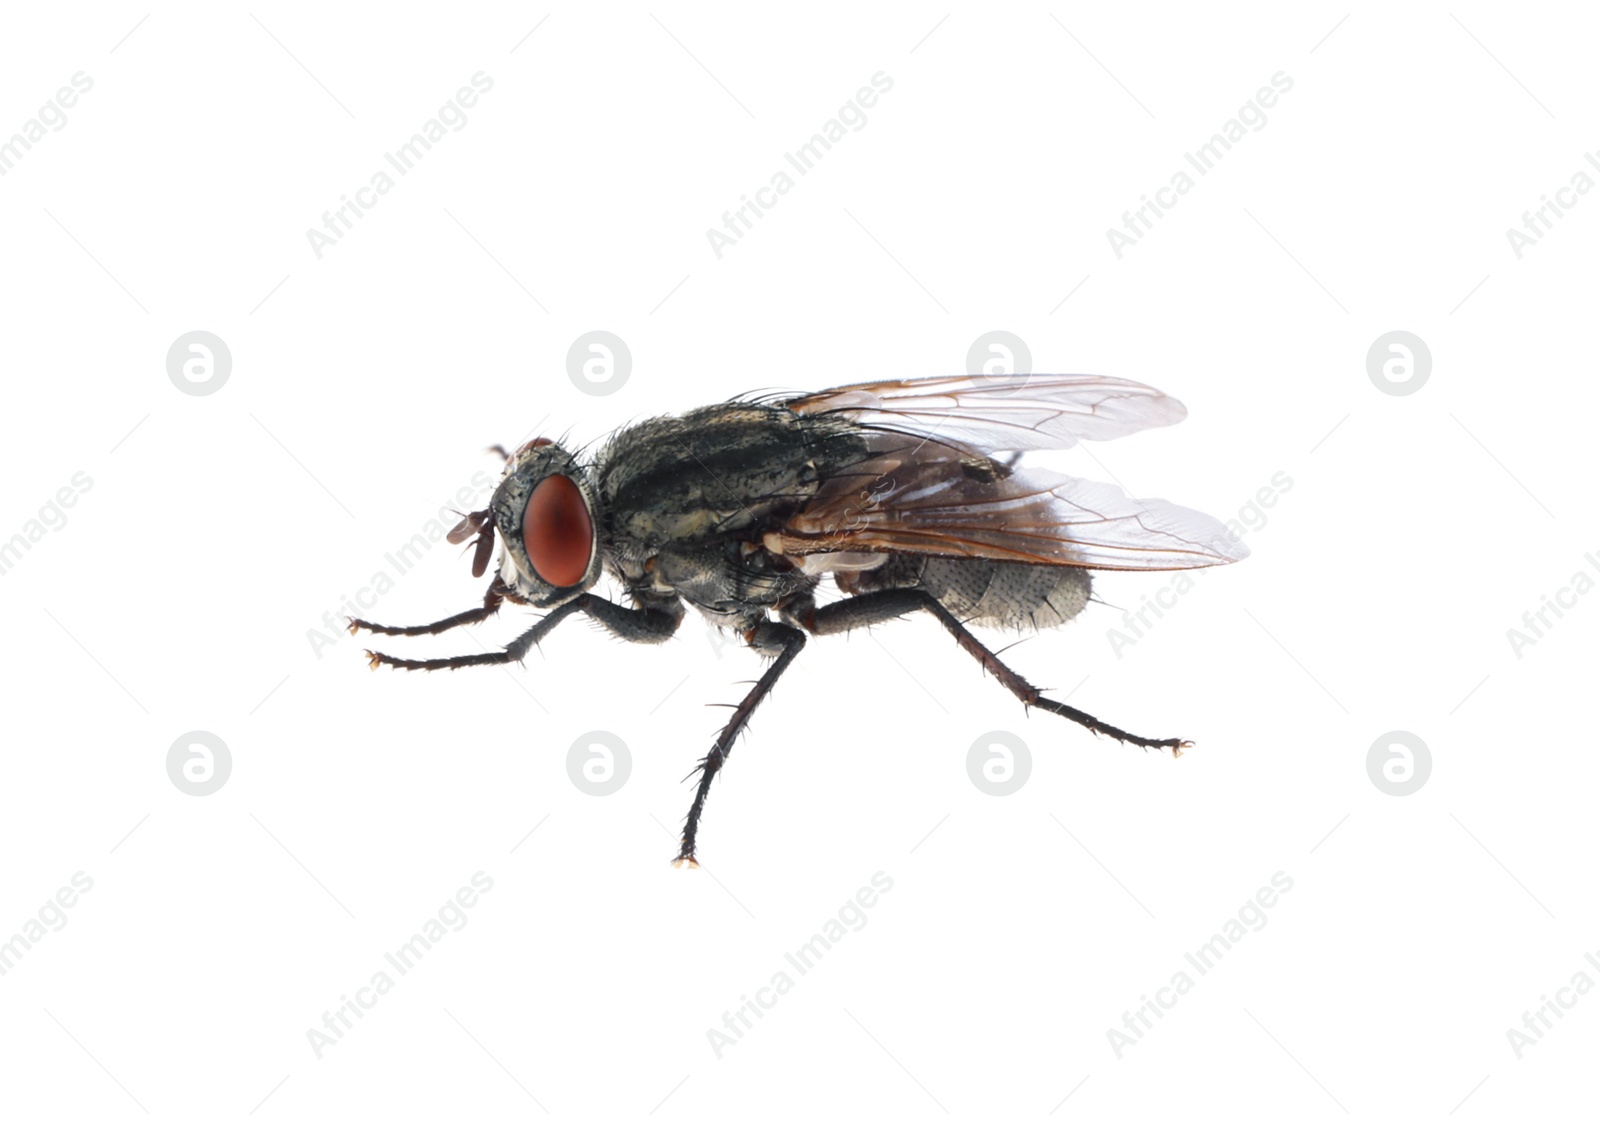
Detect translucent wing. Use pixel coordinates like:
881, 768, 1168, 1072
784, 373, 1186, 454
772, 437, 1246, 571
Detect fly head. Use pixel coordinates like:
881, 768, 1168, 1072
486, 438, 603, 606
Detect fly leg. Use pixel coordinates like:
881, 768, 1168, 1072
362, 597, 585, 671
805, 589, 1187, 755
676, 620, 805, 868
363, 593, 681, 671
348, 578, 511, 638
579, 594, 686, 643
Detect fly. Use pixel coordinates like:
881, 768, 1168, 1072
350, 374, 1249, 865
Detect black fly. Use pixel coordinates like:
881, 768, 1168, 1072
350, 374, 1248, 865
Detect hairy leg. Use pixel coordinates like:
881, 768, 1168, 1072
805, 589, 1187, 754
363, 593, 682, 671
348, 579, 509, 638
676, 620, 805, 867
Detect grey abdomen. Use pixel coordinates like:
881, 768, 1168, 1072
848, 555, 1092, 631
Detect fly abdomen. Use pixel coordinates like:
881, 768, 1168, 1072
842, 555, 1091, 631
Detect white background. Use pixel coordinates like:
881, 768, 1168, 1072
0, 2, 1594, 1124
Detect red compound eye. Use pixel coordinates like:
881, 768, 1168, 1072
522, 474, 592, 587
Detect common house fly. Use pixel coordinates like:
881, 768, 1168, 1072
350, 374, 1248, 865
